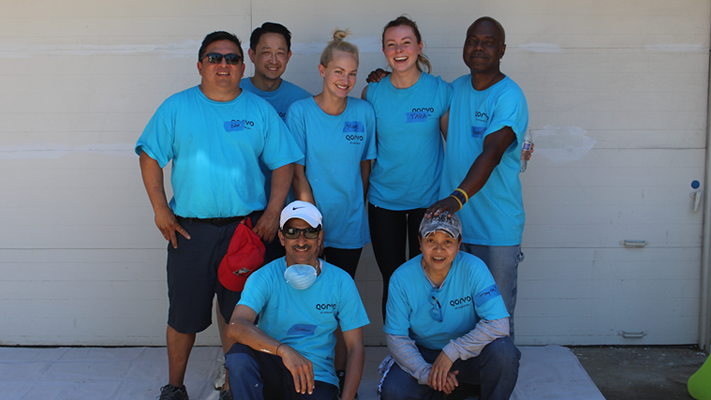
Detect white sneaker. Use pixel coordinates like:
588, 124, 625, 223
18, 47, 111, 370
213, 359, 226, 390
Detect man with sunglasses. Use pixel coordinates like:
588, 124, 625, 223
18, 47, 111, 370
224, 201, 369, 400
136, 31, 302, 400
379, 213, 519, 400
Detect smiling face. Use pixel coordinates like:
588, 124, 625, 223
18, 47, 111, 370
318, 50, 358, 98
197, 39, 245, 95
382, 25, 423, 74
463, 19, 506, 75
248, 32, 291, 83
419, 230, 461, 276
279, 218, 323, 267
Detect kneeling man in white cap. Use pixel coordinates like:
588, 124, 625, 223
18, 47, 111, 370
225, 201, 369, 400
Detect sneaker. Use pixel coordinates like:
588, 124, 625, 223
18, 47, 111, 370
213, 359, 226, 390
158, 384, 189, 400
219, 389, 233, 400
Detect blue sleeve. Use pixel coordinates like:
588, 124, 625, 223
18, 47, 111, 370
238, 268, 271, 315
336, 275, 370, 332
469, 258, 509, 321
135, 100, 175, 167
260, 102, 304, 170
484, 84, 528, 154
286, 102, 307, 167
383, 272, 412, 337
364, 81, 378, 104
362, 103, 377, 161
441, 78, 453, 114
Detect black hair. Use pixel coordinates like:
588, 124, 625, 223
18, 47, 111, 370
198, 31, 243, 60
473, 16, 506, 44
250, 22, 292, 52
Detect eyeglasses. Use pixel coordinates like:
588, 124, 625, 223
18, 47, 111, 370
200, 52, 243, 65
282, 226, 321, 240
428, 291, 443, 322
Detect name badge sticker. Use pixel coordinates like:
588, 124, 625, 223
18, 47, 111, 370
474, 284, 501, 307
224, 120, 245, 132
471, 126, 485, 138
287, 324, 317, 337
343, 121, 365, 133
406, 112, 428, 123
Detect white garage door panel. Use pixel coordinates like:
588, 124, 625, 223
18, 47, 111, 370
0, 249, 166, 280
517, 315, 698, 345
517, 246, 701, 345
0, 248, 220, 346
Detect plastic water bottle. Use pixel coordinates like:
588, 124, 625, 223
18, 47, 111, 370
520, 129, 533, 173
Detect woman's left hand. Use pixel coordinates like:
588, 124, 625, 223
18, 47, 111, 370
428, 351, 456, 392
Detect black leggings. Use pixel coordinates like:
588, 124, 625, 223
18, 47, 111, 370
322, 247, 363, 279
368, 203, 426, 322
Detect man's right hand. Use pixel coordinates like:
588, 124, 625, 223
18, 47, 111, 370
366, 68, 390, 83
154, 205, 190, 249
277, 344, 315, 395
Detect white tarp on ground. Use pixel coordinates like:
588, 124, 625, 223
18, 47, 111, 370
0, 345, 604, 400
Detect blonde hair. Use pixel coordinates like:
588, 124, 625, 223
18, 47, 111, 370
382, 15, 431, 73
319, 29, 359, 67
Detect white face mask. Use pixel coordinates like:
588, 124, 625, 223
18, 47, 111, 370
284, 264, 318, 290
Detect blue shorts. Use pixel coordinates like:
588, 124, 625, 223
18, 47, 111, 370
167, 212, 263, 334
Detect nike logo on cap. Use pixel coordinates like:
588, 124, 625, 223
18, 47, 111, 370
293, 207, 304, 210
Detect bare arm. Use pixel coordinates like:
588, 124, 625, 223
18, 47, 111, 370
139, 151, 190, 248
253, 163, 294, 243
292, 164, 315, 204
426, 127, 516, 217
361, 85, 368, 100
227, 305, 315, 395
340, 328, 365, 400
360, 160, 372, 203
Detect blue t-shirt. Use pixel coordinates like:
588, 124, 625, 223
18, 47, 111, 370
440, 75, 529, 245
384, 252, 509, 350
241, 78, 311, 122
365, 73, 451, 210
239, 258, 370, 386
241, 78, 311, 201
136, 86, 303, 218
287, 97, 377, 249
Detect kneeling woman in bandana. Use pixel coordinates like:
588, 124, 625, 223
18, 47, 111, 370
379, 213, 519, 400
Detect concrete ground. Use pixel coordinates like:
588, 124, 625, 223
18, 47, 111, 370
570, 346, 708, 400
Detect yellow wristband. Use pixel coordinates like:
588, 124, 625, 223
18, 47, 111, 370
449, 194, 463, 210
455, 188, 469, 203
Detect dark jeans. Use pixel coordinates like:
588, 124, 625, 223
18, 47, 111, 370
368, 204, 427, 321
380, 337, 520, 400
225, 343, 339, 400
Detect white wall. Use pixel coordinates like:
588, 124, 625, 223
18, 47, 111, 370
1, 0, 709, 346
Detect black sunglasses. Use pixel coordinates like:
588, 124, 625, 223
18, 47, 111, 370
200, 52, 242, 65
282, 226, 321, 240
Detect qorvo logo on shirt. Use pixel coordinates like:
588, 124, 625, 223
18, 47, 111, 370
406, 107, 435, 123
224, 119, 255, 132
344, 121, 364, 144
449, 295, 473, 310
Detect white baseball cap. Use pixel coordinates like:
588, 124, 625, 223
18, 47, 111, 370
280, 201, 323, 229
